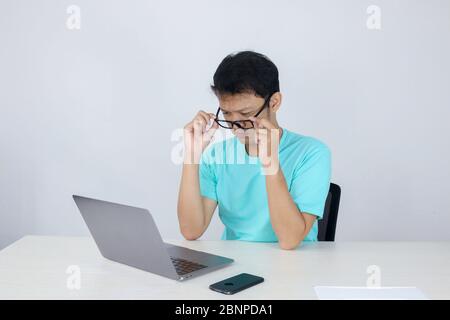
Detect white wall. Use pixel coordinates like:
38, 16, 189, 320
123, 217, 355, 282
1, 0, 450, 249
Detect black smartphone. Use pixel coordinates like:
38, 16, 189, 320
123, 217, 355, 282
209, 273, 264, 295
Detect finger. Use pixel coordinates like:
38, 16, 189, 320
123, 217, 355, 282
248, 116, 258, 125
248, 116, 264, 129
258, 118, 276, 129
256, 128, 268, 143
198, 110, 213, 121
196, 112, 210, 129
244, 127, 258, 144
193, 114, 208, 133
257, 128, 268, 133
197, 117, 209, 132
198, 111, 216, 124
203, 123, 218, 142
258, 131, 270, 165
204, 114, 218, 132
184, 121, 194, 133
199, 112, 217, 132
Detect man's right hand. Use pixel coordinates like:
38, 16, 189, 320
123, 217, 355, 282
183, 110, 219, 163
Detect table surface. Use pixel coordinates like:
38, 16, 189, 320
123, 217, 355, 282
0, 236, 449, 299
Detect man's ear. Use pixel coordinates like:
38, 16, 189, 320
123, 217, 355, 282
269, 92, 282, 113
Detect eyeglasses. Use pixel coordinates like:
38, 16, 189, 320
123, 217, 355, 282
214, 94, 272, 130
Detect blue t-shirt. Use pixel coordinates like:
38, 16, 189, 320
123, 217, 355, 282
199, 127, 331, 242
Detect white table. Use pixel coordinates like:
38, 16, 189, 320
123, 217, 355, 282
0, 236, 449, 299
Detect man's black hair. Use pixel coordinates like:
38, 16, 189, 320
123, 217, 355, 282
211, 51, 279, 99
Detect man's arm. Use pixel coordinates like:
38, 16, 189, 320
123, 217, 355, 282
265, 166, 317, 250
177, 163, 217, 240
248, 116, 326, 250
177, 110, 219, 240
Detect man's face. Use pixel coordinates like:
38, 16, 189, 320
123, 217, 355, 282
217, 92, 269, 145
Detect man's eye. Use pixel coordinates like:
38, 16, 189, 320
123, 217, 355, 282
222, 111, 251, 116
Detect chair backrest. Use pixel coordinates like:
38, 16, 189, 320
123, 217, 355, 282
318, 183, 341, 241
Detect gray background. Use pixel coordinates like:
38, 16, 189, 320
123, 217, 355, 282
1, 0, 449, 249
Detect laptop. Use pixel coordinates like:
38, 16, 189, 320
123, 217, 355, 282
72, 195, 234, 281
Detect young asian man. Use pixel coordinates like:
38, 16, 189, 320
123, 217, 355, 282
177, 51, 331, 250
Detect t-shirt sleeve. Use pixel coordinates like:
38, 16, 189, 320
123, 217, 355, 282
199, 150, 218, 202
290, 145, 332, 220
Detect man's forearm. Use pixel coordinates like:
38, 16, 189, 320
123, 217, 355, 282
264, 165, 307, 249
177, 162, 205, 238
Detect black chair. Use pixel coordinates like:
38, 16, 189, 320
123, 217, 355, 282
318, 183, 341, 241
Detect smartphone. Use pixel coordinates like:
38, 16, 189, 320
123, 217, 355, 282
209, 273, 264, 295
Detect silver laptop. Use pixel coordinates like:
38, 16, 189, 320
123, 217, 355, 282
73, 195, 234, 281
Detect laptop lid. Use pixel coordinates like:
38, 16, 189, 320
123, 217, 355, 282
73, 195, 179, 280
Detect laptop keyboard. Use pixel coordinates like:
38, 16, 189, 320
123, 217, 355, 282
170, 256, 207, 275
